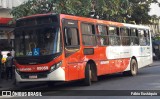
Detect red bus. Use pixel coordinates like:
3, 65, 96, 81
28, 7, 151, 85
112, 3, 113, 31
14, 13, 152, 86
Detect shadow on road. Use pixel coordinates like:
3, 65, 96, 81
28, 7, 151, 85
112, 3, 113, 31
10, 65, 160, 92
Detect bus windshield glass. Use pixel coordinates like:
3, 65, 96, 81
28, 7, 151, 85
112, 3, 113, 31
15, 27, 61, 57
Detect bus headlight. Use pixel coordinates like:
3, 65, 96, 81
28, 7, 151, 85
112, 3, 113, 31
50, 62, 62, 73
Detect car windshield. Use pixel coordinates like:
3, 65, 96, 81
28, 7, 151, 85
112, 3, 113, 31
14, 27, 61, 57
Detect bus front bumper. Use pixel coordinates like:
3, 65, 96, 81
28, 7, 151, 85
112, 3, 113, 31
15, 67, 65, 82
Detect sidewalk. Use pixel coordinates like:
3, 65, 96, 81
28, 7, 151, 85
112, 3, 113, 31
0, 68, 17, 90
0, 79, 15, 90
0, 77, 47, 90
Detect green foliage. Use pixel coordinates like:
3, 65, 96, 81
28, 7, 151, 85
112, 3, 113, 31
10, 0, 160, 24
153, 37, 160, 41
55, 0, 92, 17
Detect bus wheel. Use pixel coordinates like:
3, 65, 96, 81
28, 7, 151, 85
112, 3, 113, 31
130, 59, 138, 76
123, 59, 138, 76
84, 63, 92, 86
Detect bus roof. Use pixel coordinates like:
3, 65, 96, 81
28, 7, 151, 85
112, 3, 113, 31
122, 23, 150, 30
60, 14, 149, 29
16, 13, 150, 29
60, 14, 124, 27
17, 13, 57, 21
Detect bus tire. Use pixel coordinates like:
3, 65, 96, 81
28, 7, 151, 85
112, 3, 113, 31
84, 63, 92, 86
129, 59, 138, 76
123, 59, 138, 76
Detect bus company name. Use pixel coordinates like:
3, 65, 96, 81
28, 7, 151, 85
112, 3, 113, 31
19, 66, 49, 71
19, 68, 31, 71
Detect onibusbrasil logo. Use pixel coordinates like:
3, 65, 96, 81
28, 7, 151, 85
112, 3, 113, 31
1, 91, 42, 97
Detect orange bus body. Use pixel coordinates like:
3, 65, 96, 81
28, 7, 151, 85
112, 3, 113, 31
14, 13, 152, 84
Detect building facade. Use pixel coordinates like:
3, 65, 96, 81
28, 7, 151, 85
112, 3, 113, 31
0, 0, 28, 18
0, 0, 28, 51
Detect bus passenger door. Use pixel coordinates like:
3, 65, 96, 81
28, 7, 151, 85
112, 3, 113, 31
63, 19, 81, 81
139, 29, 151, 66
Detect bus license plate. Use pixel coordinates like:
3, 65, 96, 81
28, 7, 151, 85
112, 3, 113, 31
29, 75, 37, 79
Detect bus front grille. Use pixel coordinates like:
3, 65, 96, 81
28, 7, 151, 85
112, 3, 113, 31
19, 71, 49, 79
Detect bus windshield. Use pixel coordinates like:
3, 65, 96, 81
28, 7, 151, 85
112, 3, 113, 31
15, 27, 61, 57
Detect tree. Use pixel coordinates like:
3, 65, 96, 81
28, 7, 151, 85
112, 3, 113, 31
126, 0, 159, 24
10, 0, 160, 24
11, 0, 55, 19
150, 15, 160, 35
10, 0, 93, 18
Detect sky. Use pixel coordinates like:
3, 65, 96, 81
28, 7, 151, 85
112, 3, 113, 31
13, 0, 28, 7
149, 0, 160, 16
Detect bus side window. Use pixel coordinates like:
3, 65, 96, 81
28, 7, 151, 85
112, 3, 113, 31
130, 28, 139, 45
139, 29, 147, 46
81, 23, 96, 46
108, 26, 120, 46
120, 27, 130, 46
97, 25, 108, 46
145, 30, 150, 46
64, 28, 79, 47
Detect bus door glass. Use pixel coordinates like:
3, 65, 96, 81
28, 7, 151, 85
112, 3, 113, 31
145, 30, 151, 56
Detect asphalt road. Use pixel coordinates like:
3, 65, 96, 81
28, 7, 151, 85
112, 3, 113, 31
1, 62, 160, 99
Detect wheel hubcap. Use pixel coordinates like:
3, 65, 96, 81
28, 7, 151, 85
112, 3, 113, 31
132, 63, 137, 74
